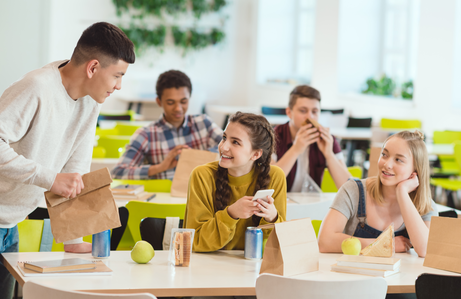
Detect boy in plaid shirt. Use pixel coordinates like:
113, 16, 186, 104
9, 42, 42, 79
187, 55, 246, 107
112, 70, 222, 180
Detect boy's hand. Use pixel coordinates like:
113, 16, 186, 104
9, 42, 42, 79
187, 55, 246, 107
50, 173, 84, 198
292, 123, 320, 152
160, 144, 190, 171
317, 126, 334, 157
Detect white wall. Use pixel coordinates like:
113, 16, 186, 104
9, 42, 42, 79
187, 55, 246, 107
0, 0, 253, 120
0, 0, 51, 94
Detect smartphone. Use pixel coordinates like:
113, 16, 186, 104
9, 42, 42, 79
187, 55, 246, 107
252, 189, 275, 202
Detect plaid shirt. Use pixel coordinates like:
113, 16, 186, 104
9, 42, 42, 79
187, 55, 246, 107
111, 114, 223, 180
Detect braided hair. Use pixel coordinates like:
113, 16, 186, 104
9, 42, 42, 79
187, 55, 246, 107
214, 112, 276, 223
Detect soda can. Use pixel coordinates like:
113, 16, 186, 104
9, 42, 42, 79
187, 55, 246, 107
92, 230, 110, 258
244, 227, 263, 259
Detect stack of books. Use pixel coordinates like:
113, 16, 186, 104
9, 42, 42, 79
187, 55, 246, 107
331, 255, 401, 277
112, 184, 156, 202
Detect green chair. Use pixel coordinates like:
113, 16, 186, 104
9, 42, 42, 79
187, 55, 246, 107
95, 127, 119, 138
97, 135, 132, 158
115, 122, 144, 136
432, 131, 461, 177
380, 118, 422, 129
431, 141, 461, 207
112, 179, 172, 193
112, 179, 173, 250
311, 220, 322, 238
92, 146, 106, 158
321, 166, 363, 192
125, 201, 186, 245
17, 220, 44, 252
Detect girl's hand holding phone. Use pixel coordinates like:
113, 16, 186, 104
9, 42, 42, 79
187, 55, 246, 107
254, 196, 278, 223
397, 172, 419, 194
227, 196, 261, 220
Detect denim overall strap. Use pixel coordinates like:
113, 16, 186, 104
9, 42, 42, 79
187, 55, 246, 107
352, 178, 366, 227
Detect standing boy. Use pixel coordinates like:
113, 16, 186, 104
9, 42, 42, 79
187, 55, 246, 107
112, 70, 223, 180
0, 22, 135, 298
274, 85, 351, 192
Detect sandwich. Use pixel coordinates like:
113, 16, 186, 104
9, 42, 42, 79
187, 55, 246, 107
361, 225, 395, 257
173, 231, 192, 266
303, 118, 321, 130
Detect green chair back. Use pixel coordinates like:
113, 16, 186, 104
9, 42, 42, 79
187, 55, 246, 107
97, 135, 132, 158
125, 201, 186, 244
95, 127, 119, 138
112, 179, 172, 193
454, 141, 461, 170
321, 166, 363, 193
92, 146, 106, 158
432, 131, 461, 176
380, 118, 421, 129
311, 220, 322, 238
433, 131, 461, 144
115, 123, 144, 136
18, 220, 44, 252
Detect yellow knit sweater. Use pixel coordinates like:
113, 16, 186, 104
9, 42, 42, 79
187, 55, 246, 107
184, 161, 287, 252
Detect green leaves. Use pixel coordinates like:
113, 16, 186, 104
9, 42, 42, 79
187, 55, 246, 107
172, 27, 225, 53
113, 0, 227, 56
362, 75, 414, 100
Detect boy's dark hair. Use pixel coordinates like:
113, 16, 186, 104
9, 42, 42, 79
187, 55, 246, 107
71, 22, 135, 67
156, 70, 192, 99
288, 85, 321, 109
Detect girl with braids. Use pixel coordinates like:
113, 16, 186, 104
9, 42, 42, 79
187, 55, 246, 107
184, 112, 287, 252
319, 131, 438, 257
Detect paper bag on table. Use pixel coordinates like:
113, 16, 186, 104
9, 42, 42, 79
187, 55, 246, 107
424, 216, 461, 273
44, 168, 121, 243
170, 149, 219, 197
259, 218, 319, 277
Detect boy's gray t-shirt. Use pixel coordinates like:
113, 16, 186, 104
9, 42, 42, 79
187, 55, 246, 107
330, 179, 439, 236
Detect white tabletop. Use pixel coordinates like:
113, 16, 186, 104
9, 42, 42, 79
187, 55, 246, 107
329, 128, 372, 140
3, 249, 459, 296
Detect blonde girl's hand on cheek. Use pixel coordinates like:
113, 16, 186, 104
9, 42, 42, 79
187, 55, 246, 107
254, 196, 278, 223
317, 126, 334, 156
396, 172, 419, 194
227, 196, 261, 220
395, 235, 412, 252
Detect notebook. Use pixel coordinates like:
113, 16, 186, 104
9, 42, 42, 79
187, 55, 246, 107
24, 258, 95, 273
18, 259, 112, 277
331, 263, 399, 278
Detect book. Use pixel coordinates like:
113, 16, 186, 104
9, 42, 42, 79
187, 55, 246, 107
331, 263, 400, 277
361, 224, 394, 257
24, 258, 96, 273
18, 260, 112, 277
112, 184, 144, 195
336, 255, 401, 271
113, 191, 156, 201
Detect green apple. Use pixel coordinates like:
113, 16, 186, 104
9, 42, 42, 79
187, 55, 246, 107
341, 237, 361, 255
131, 241, 155, 264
